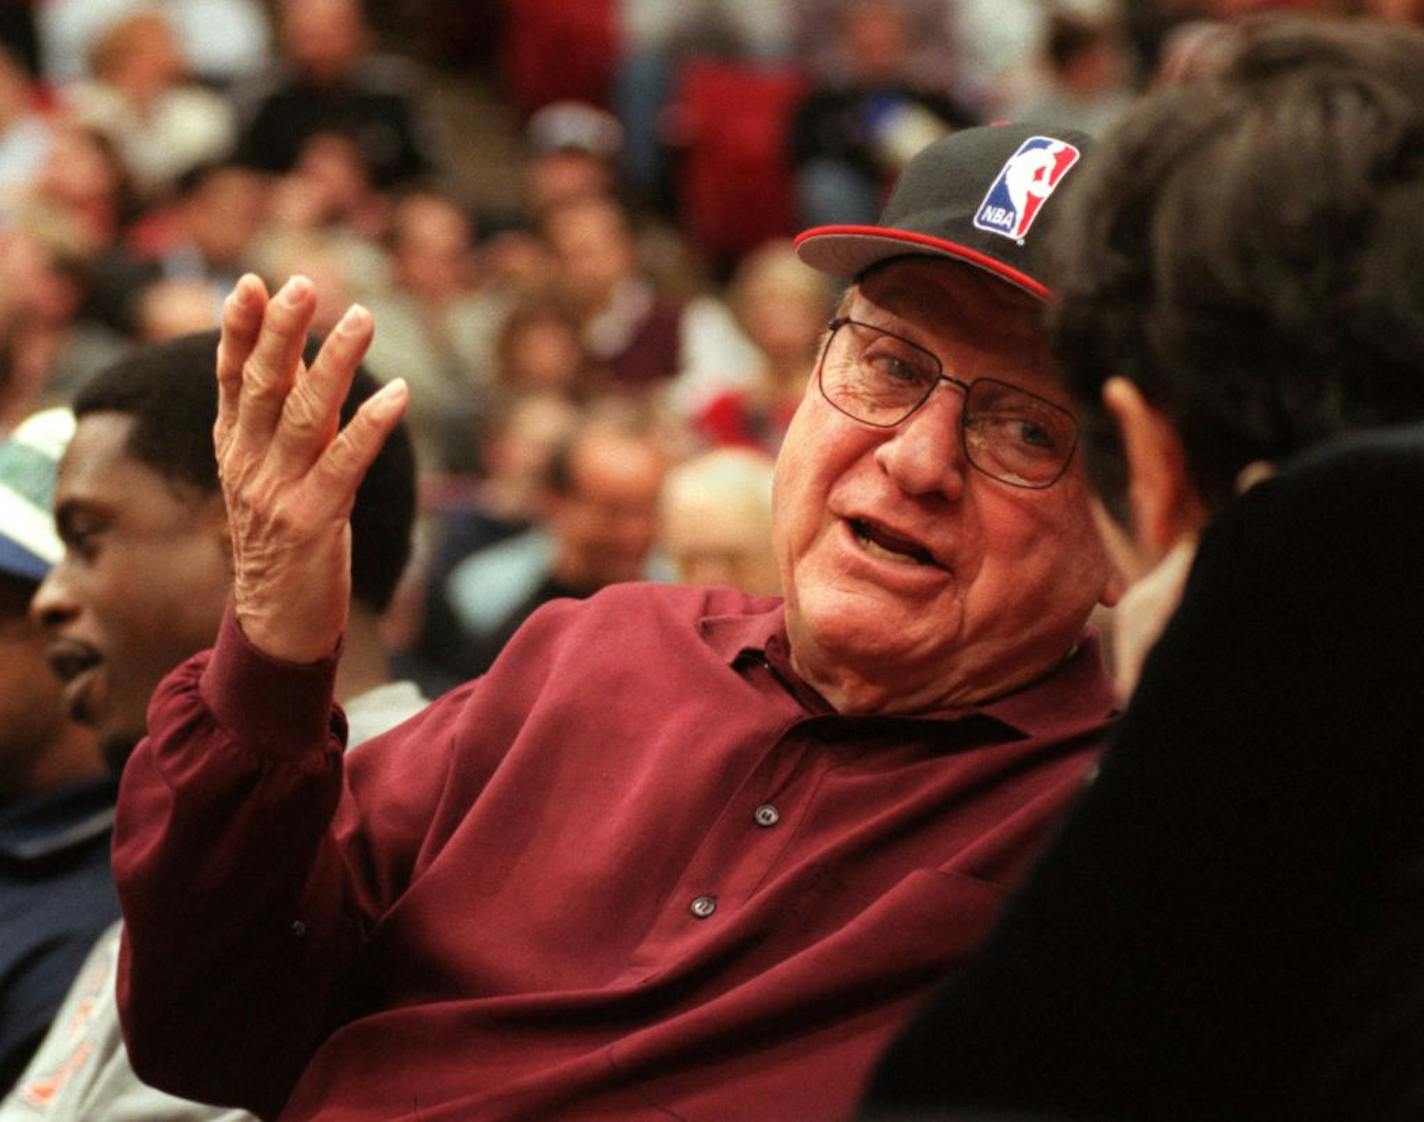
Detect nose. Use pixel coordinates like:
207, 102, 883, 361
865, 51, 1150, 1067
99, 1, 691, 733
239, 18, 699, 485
872, 381, 969, 500
30, 562, 79, 633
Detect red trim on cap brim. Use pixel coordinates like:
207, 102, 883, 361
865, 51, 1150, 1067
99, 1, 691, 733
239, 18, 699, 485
793, 225, 1052, 301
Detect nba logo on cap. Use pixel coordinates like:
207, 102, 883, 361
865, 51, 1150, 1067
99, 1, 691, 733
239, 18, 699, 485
973, 136, 1081, 242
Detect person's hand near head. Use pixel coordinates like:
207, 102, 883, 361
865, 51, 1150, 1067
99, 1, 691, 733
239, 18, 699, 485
215, 273, 408, 663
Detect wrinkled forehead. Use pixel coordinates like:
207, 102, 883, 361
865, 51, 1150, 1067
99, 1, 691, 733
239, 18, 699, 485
850, 257, 1047, 340
848, 258, 1064, 397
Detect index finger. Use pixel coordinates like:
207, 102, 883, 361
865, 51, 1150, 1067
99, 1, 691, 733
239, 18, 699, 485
236, 275, 317, 447
215, 274, 269, 452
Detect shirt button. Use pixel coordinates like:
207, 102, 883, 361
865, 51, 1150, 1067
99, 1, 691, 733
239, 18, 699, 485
690, 895, 717, 919
754, 804, 781, 827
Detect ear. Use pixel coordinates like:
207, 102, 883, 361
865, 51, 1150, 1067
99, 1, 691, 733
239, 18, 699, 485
1084, 495, 1130, 608
1101, 377, 1204, 563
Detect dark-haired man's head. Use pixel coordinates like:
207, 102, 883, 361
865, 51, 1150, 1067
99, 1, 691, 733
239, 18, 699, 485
33, 331, 416, 767
542, 400, 667, 593
177, 163, 267, 271
1048, 16, 1424, 577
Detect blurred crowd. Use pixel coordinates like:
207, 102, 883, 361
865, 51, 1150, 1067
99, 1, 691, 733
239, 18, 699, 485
0, 0, 1418, 700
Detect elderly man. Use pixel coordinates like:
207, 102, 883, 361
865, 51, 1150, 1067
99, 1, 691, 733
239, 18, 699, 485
860, 18, 1424, 1122
111, 124, 1118, 1121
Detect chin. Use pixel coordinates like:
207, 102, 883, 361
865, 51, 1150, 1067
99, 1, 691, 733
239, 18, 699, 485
100, 729, 142, 774
796, 587, 947, 671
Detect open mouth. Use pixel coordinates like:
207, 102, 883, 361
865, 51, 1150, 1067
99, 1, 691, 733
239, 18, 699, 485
849, 518, 940, 568
46, 640, 102, 685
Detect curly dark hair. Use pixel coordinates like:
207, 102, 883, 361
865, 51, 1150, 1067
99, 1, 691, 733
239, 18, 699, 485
1048, 16, 1424, 519
72, 330, 417, 612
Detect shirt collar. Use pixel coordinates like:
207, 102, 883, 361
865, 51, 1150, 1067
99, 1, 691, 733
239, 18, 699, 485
699, 598, 786, 666
0, 775, 119, 862
698, 601, 1117, 735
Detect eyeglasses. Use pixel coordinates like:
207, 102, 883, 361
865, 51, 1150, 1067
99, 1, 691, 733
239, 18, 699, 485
816, 317, 1079, 490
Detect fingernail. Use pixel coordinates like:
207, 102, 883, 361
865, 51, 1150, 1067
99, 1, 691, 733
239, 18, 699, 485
338, 304, 370, 335
282, 276, 312, 306
371, 378, 408, 417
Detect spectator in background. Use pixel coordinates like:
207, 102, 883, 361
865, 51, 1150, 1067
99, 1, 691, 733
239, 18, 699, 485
0, 407, 112, 1089
492, 291, 595, 399
0, 6, 39, 78
90, 161, 267, 336
951, 0, 1058, 118
522, 101, 708, 329
616, 0, 794, 206
138, 162, 266, 294
27, 123, 131, 253
263, 130, 391, 245
1004, 6, 1137, 136
400, 388, 579, 694
37, 0, 271, 88
794, 0, 961, 94
162, 0, 273, 89
5, 330, 420, 1120
233, 0, 445, 190
789, 0, 977, 227
252, 231, 364, 339
695, 238, 836, 454
0, 45, 51, 200
541, 192, 758, 401
659, 446, 779, 596
1366, 0, 1424, 21
0, 218, 128, 432
60, 11, 234, 200
131, 277, 221, 342
524, 100, 624, 217
363, 186, 507, 473
419, 399, 670, 685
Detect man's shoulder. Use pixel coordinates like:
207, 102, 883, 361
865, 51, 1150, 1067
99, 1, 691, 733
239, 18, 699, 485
448, 584, 783, 729
580, 581, 780, 624
508, 583, 782, 664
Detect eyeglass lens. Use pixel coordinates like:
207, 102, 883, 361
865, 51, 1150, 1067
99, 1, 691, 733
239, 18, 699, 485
819, 319, 1076, 488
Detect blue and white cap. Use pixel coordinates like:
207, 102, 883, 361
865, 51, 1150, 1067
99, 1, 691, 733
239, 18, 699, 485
0, 408, 74, 583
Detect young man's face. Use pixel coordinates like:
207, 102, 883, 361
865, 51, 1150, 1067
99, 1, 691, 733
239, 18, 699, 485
772, 258, 1117, 713
32, 413, 231, 766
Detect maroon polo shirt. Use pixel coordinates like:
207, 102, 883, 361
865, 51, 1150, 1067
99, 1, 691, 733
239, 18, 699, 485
113, 584, 1115, 1121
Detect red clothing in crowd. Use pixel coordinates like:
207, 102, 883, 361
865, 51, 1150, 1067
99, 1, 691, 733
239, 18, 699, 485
696, 389, 801, 455
113, 584, 1114, 1121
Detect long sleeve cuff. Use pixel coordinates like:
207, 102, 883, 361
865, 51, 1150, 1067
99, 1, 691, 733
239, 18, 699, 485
198, 602, 345, 763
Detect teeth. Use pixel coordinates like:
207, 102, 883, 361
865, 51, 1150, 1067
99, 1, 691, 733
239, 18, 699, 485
854, 525, 925, 565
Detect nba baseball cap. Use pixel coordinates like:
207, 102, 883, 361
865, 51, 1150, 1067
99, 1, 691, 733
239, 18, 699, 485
794, 122, 1094, 301
0, 408, 74, 584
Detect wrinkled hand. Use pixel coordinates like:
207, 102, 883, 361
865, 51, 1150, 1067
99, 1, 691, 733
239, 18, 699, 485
215, 274, 408, 663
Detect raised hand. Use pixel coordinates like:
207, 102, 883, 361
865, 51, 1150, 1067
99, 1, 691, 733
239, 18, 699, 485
214, 273, 408, 664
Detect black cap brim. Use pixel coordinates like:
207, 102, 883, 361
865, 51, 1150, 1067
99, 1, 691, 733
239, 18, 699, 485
793, 224, 1053, 301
